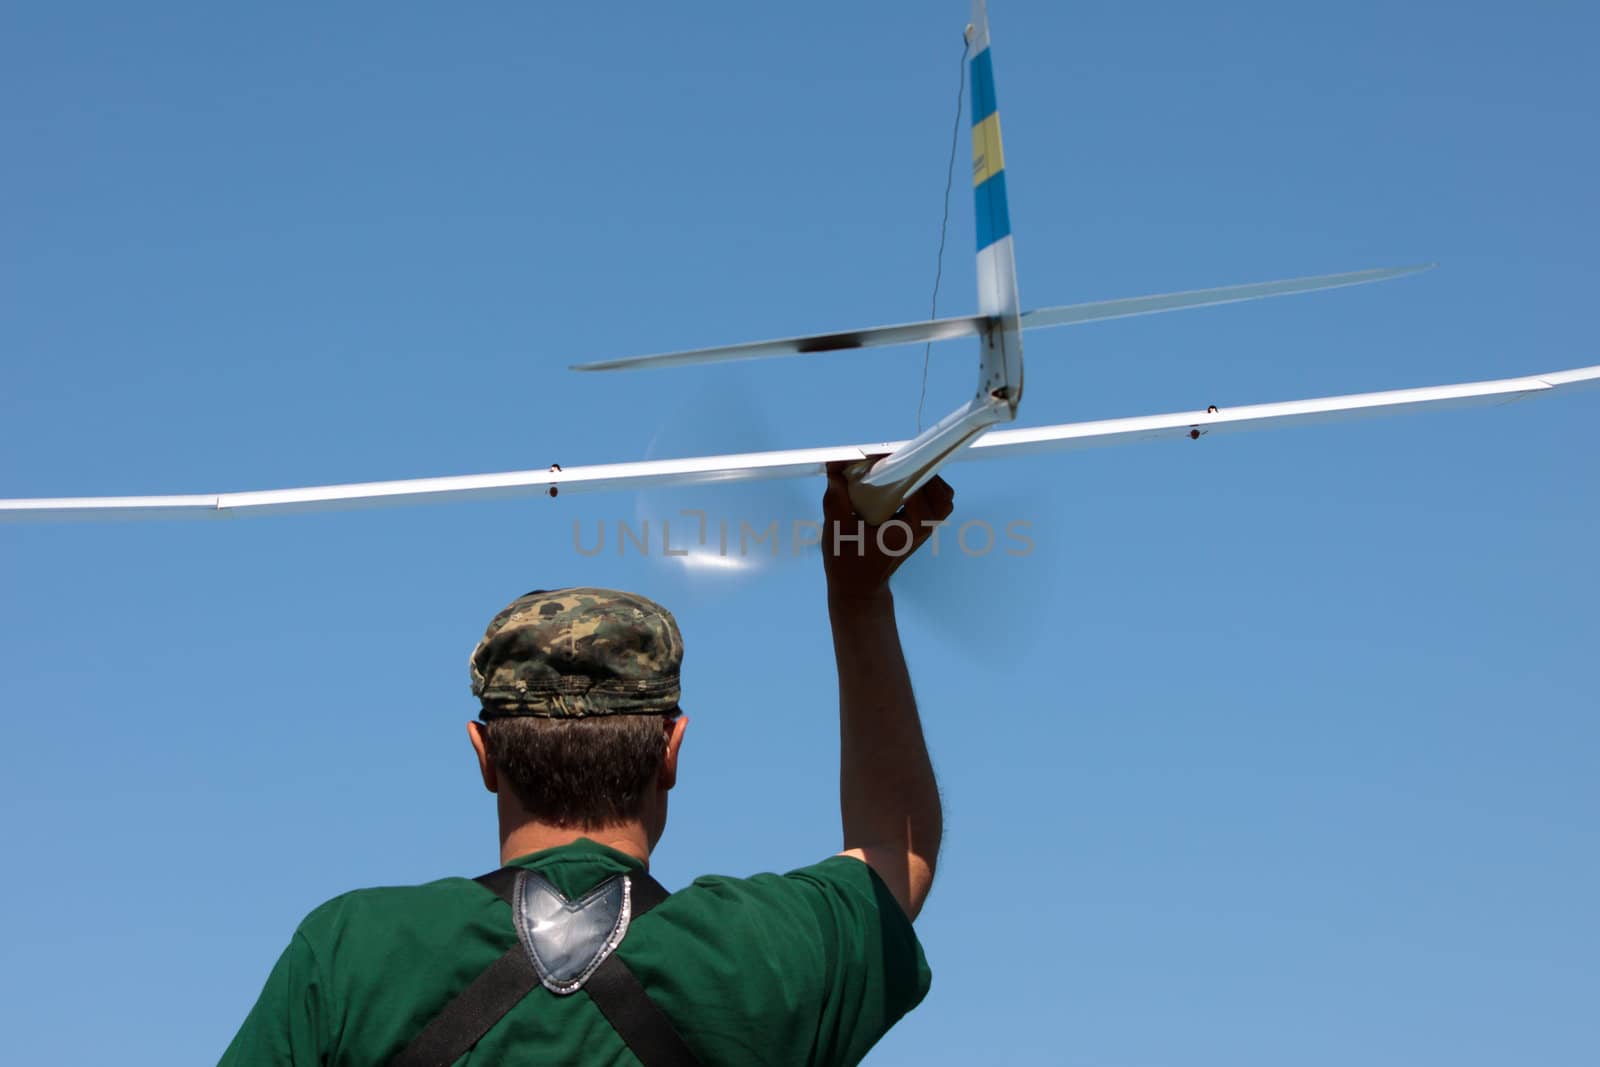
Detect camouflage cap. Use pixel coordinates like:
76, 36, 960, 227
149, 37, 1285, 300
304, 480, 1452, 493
469, 587, 683, 719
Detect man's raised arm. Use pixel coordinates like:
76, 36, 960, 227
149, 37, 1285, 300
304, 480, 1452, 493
823, 467, 953, 920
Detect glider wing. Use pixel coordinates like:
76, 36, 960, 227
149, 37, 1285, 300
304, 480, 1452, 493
3, 365, 1594, 522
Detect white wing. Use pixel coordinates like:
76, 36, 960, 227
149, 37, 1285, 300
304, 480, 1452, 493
3, 364, 1595, 522
569, 265, 1433, 373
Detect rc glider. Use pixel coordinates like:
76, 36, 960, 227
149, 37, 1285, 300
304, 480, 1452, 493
3, 0, 1595, 525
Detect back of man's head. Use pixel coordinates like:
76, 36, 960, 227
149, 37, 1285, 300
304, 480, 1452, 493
469, 588, 684, 829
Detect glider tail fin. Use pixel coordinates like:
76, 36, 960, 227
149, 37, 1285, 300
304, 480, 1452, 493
969, 0, 1023, 413
844, 2, 1025, 523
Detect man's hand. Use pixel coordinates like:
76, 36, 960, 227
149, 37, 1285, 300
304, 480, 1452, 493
823, 462, 951, 920
821, 462, 956, 604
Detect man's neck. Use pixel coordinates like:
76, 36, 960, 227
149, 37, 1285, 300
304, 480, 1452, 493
498, 820, 653, 868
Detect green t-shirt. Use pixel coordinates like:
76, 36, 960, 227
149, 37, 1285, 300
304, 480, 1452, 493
220, 839, 931, 1066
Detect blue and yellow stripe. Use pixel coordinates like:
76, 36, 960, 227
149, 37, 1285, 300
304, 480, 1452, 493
970, 46, 1011, 252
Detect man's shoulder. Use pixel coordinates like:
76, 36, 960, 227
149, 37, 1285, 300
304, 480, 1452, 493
676, 854, 894, 909
628, 855, 931, 1064
292, 855, 887, 928
286, 855, 909, 971
292, 874, 500, 950
639, 854, 913, 959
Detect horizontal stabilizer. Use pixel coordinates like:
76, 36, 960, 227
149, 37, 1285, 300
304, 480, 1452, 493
4, 363, 1594, 521
571, 315, 985, 372
1021, 263, 1434, 331
572, 264, 1433, 373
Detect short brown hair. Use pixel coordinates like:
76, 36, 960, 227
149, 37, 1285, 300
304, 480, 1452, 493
480, 713, 676, 827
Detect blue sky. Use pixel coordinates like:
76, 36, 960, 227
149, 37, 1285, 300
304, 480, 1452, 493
2, 1, 1596, 1063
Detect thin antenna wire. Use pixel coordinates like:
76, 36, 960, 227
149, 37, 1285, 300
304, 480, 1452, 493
918, 35, 970, 433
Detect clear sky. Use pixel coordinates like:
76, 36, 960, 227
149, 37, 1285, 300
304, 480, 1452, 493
2, 1, 1596, 1063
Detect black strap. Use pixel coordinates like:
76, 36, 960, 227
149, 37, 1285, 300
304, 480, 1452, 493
388, 946, 537, 1067
388, 867, 697, 1067
584, 952, 701, 1066
475, 866, 520, 906
580, 870, 698, 1066
628, 870, 671, 918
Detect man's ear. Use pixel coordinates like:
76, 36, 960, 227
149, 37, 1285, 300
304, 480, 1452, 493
466, 720, 499, 794
659, 716, 689, 791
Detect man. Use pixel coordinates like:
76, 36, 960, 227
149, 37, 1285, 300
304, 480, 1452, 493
221, 468, 954, 1065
